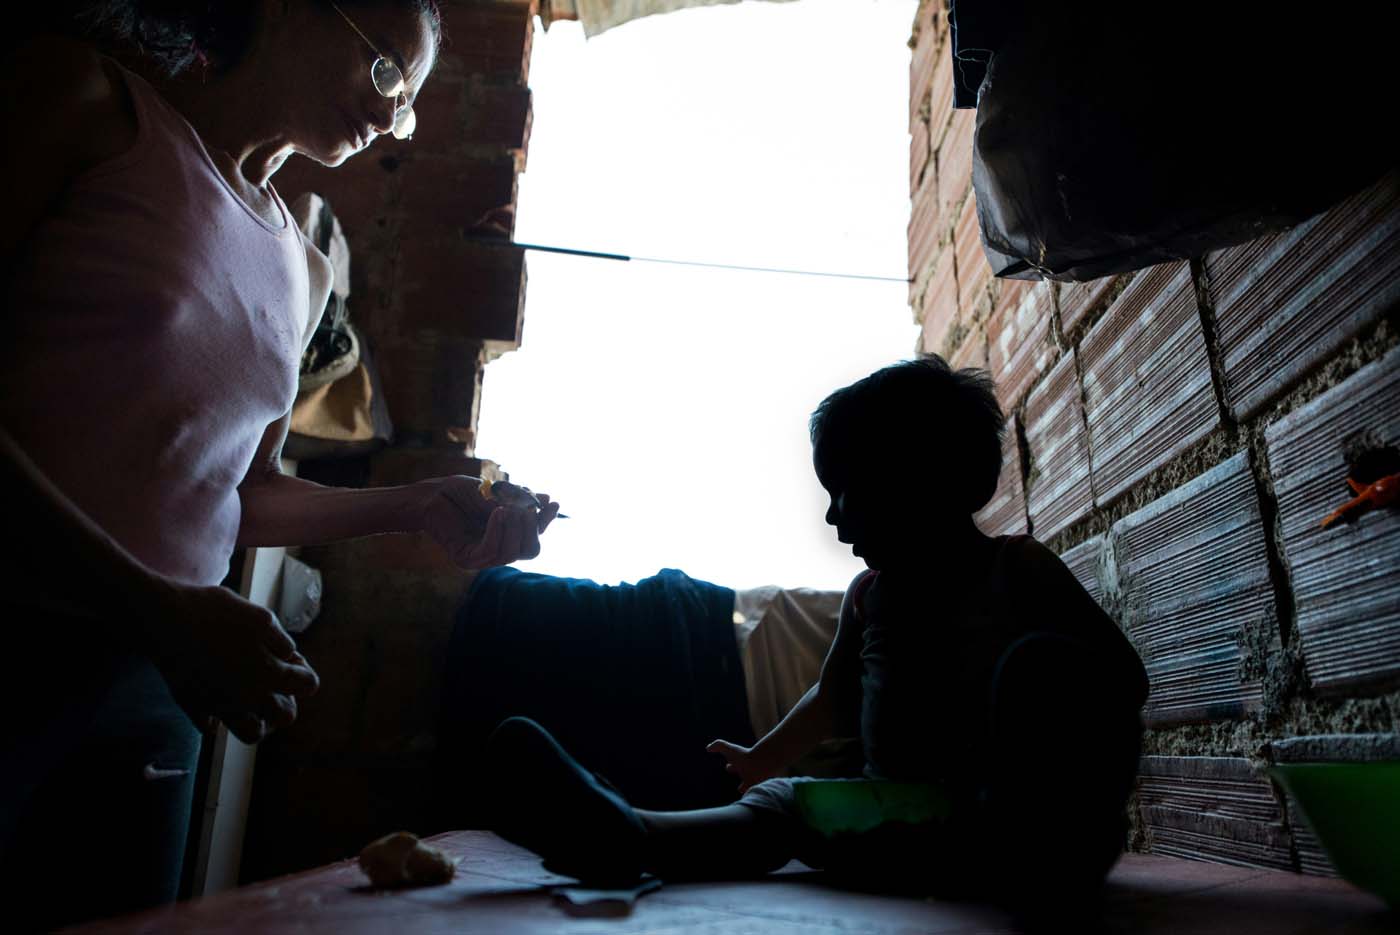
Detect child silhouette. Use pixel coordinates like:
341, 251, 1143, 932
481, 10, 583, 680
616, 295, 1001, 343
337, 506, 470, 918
485, 357, 1149, 911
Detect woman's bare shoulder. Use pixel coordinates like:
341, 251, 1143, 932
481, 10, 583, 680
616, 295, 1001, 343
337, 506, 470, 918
2, 36, 140, 258
11, 34, 136, 169
15, 34, 110, 107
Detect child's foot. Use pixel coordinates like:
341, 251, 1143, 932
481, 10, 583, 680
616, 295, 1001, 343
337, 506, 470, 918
485, 716, 646, 886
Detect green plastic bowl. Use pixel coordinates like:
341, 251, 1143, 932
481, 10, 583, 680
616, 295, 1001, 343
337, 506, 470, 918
794, 781, 951, 837
1268, 762, 1400, 907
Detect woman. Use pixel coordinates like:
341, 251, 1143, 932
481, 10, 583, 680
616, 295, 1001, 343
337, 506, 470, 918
0, 2, 556, 926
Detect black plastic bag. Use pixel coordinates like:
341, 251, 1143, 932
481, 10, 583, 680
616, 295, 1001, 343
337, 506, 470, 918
968, 2, 1397, 281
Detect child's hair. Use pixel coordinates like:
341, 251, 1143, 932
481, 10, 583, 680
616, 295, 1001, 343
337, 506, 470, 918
809, 356, 1006, 513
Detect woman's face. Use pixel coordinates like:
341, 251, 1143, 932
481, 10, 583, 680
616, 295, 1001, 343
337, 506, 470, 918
273, 3, 437, 166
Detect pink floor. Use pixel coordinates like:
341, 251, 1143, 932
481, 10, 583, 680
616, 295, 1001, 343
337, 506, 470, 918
80, 831, 1395, 934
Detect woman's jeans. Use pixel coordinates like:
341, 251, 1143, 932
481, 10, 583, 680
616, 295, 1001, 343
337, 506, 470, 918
1, 620, 201, 931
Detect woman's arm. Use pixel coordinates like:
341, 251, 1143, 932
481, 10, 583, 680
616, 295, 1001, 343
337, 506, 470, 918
236, 412, 558, 567
235, 413, 434, 546
2, 427, 320, 743
708, 570, 868, 790
240, 176, 556, 565
2, 427, 180, 626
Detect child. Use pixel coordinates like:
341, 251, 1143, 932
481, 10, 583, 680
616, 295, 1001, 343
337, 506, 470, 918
486, 357, 1148, 907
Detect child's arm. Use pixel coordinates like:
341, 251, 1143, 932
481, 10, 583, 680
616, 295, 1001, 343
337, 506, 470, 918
709, 571, 869, 792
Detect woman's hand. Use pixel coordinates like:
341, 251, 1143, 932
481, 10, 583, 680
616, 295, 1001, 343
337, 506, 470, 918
144, 581, 321, 744
416, 475, 560, 569
707, 739, 783, 794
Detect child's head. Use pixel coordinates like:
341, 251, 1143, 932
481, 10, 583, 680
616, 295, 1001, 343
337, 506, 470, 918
809, 356, 1005, 568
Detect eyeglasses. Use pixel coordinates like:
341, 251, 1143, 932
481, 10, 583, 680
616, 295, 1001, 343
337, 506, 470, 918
331, 3, 417, 141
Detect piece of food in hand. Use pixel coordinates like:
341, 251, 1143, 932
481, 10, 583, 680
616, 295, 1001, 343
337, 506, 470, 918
358, 831, 457, 888
479, 478, 541, 511
480, 478, 568, 518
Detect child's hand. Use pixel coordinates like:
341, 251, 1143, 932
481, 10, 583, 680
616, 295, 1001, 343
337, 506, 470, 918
706, 739, 780, 793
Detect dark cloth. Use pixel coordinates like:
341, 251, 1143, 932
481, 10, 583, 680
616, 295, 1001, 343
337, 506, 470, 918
436, 567, 753, 823
967, 1, 1396, 281
1, 620, 201, 932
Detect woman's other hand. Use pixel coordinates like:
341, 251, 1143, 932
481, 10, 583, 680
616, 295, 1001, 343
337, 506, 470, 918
706, 739, 782, 794
417, 475, 559, 569
146, 581, 321, 744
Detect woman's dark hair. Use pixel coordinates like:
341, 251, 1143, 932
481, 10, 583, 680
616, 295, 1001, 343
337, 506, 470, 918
70, 0, 443, 77
810, 355, 1006, 514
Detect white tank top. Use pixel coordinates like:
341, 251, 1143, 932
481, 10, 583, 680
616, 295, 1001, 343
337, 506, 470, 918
1, 60, 310, 585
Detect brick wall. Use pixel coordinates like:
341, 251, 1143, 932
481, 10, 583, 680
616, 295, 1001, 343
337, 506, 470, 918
241, 0, 537, 881
908, 0, 1399, 876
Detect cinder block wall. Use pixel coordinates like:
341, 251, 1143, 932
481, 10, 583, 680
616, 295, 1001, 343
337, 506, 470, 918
240, 0, 537, 881
909, 0, 1399, 873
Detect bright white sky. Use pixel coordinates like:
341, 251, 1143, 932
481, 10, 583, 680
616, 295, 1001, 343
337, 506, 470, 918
476, 0, 920, 591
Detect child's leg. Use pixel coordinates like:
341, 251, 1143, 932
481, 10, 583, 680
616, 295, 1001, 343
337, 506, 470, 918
486, 717, 647, 885
486, 717, 802, 885
635, 802, 796, 880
